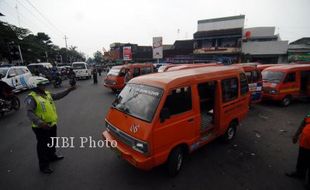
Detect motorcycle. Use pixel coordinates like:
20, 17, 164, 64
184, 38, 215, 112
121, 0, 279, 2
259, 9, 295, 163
0, 91, 20, 117
52, 74, 62, 88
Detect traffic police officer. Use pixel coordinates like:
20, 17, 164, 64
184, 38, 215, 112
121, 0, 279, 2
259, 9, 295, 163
287, 112, 310, 189
26, 79, 76, 174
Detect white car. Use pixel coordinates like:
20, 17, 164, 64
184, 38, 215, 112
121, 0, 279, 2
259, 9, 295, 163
72, 62, 91, 79
0, 66, 49, 92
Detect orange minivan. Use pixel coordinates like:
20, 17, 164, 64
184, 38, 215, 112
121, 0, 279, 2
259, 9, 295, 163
104, 63, 154, 92
102, 66, 250, 176
262, 64, 310, 106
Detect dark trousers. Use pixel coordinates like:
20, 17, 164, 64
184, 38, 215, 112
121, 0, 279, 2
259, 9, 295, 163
32, 126, 57, 170
296, 147, 310, 184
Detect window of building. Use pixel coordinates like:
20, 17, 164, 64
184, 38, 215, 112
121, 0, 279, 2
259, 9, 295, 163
163, 86, 192, 116
222, 78, 238, 102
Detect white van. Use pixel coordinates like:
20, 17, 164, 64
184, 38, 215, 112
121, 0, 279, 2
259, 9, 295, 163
0, 66, 49, 92
72, 62, 91, 79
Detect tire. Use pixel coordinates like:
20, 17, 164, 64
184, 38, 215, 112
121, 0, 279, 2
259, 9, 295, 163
222, 121, 237, 142
281, 96, 291, 107
167, 147, 184, 177
11, 96, 20, 110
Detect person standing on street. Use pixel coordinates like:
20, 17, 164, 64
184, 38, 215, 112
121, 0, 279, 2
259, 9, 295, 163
286, 112, 310, 189
124, 69, 131, 84
25, 80, 76, 174
68, 68, 76, 87
92, 67, 98, 84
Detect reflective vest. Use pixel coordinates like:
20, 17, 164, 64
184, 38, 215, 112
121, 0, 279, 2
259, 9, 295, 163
300, 114, 310, 149
29, 91, 58, 128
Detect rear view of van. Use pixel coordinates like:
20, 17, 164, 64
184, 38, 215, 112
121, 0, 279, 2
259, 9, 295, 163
72, 62, 91, 79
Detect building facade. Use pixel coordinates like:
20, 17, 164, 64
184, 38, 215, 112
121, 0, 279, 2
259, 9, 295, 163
242, 27, 288, 63
288, 37, 310, 63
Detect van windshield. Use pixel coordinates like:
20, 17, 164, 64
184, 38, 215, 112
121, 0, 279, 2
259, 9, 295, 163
112, 84, 163, 122
262, 71, 285, 83
108, 68, 121, 76
73, 63, 86, 69
0, 68, 9, 76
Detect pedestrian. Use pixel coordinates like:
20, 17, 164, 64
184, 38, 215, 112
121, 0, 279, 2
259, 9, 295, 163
68, 68, 76, 87
124, 69, 131, 84
92, 68, 98, 84
286, 111, 310, 189
25, 80, 76, 174
98, 67, 102, 76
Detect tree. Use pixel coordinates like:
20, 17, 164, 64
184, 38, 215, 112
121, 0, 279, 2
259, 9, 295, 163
93, 51, 103, 64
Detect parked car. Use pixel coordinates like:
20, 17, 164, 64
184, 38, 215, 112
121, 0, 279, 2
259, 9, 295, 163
0, 66, 49, 92
104, 63, 155, 92
27, 62, 53, 80
262, 64, 310, 106
72, 62, 91, 79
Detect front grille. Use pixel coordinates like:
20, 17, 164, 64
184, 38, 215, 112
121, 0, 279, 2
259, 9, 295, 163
105, 120, 135, 148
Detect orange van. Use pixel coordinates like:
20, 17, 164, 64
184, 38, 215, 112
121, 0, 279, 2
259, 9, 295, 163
262, 64, 310, 106
104, 63, 154, 92
102, 66, 250, 176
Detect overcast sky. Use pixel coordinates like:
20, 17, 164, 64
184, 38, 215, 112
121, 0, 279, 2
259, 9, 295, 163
0, 0, 309, 57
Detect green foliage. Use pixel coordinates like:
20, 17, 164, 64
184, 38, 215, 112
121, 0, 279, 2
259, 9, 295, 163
0, 21, 85, 64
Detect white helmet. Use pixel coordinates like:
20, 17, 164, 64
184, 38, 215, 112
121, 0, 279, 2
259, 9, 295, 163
27, 76, 49, 89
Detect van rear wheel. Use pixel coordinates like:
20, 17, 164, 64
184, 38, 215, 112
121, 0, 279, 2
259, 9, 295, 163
167, 147, 184, 177
222, 121, 237, 142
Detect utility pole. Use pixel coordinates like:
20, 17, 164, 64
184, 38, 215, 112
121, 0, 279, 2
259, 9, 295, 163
15, 2, 21, 27
17, 45, 24, 65
64, 35, 68, 49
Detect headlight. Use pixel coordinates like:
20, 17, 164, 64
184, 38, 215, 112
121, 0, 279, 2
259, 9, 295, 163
132, 141, 149, 155
269, 89, 278, 94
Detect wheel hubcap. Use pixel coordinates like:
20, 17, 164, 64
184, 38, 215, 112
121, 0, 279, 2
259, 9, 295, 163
227, 127, 235, 139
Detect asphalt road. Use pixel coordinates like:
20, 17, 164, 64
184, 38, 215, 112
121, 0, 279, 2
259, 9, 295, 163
0, 74, 309, 190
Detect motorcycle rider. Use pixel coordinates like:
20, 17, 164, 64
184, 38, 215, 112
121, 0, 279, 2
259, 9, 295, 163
0, 74, 14, 101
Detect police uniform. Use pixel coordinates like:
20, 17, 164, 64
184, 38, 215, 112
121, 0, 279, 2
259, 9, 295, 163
26, 88, 71, 173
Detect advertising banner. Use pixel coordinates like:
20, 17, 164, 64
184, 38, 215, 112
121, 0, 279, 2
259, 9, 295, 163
153, 37, 163, 59
123, 46, 132, 61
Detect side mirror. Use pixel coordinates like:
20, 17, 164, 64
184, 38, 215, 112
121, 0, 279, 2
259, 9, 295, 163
160, 107, 170, 123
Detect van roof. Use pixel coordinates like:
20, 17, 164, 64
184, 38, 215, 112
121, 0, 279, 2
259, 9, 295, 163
112, 63, 153, 69
130, 66, 243, 89
263, 64, 310, 72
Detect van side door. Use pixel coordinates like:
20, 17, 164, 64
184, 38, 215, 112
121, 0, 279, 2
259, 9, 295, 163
153, 86, 197, 155
282, 72, 299, 97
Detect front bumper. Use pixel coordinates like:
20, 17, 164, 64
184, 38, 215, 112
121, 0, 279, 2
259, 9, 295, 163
102, 130, 154, 170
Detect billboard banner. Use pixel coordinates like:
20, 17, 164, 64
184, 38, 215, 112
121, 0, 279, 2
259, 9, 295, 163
153, 37, 163, 59
123, 46, 132, 61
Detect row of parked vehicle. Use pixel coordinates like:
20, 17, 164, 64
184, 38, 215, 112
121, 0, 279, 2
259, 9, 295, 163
104, 62, 310, 107
102, 62, 310, 176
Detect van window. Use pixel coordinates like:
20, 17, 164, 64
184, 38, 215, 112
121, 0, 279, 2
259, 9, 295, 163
240, 73, 249, 95
108, 68, 121, 76
262, 71, 284, 83
15, 68, 25, 75
222, 78, 238, 102
113, 84, 163, 122
73, 63, 86, 70
141, 67, 152, 75
133, 68, 140, 77
284, 73, 296, 83
163, 86, 192, 116
8, 69, 17, 77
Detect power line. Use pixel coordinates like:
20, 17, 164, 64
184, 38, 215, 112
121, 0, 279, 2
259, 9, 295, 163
24, 0, 64, 36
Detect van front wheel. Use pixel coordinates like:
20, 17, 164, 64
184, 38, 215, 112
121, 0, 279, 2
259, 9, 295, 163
281, 96, 291, 107
167, 147, 184, 177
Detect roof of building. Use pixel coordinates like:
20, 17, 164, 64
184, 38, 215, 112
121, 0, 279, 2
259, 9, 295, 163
198, 15, 245, 24
290, 38, 310, 45
194, 28, 243, 39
